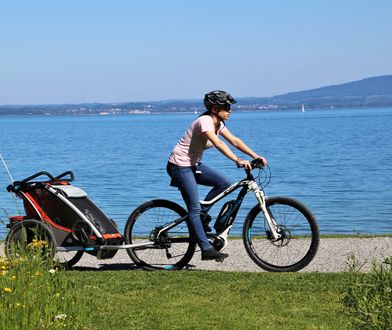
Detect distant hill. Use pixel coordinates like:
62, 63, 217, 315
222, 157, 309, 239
1, 75, 392, 115
252, 75, 392, 108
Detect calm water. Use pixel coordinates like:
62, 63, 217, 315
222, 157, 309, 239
1, 108, 391, 239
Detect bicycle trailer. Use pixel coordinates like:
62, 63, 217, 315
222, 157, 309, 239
4, 170, 152, 268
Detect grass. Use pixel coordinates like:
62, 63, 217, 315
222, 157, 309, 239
343, 258, 392, 329
1, 235, 391, 329
1, 239, 93, 329
67, 270, 353, 329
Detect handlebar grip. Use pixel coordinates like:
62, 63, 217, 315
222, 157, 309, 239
251, 159, 265, 169
236, 159, 265, 169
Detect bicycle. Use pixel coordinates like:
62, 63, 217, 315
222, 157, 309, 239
125, 159, 320, 272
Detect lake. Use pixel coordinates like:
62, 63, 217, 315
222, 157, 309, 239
1, 107, 391, 239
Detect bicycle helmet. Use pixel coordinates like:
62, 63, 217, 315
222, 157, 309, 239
203, 90, 236, 110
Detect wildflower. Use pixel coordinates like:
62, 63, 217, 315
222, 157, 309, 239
15, 303, 21, 308
3, 287, 12, 293
28, 238, 49, 249
35, 271, 43, 276
54, 314, 67, 321
49, 269, 57, 274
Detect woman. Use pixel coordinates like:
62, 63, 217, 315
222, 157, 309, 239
167, 90, 267, 261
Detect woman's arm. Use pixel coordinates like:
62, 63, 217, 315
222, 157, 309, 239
220, 128, 267, 164
203, 131, 239, 162
203, 129, 266, 168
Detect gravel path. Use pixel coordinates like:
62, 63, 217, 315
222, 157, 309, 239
4, 237, 390, 272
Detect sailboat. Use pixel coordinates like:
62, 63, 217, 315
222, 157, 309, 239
301, 104, 305, 112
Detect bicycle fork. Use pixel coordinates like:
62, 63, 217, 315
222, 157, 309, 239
249, 181, 282, 240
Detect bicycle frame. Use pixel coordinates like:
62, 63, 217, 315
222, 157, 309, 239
157, 168, 282, 244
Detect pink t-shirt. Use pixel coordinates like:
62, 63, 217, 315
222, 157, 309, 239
168, 115, 226, 166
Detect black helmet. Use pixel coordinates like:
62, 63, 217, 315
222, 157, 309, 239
203, 90, 236, 110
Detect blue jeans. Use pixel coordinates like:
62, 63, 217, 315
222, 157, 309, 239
166, 162, 231, 251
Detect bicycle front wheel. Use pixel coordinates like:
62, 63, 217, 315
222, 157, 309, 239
243, 196, 319, 272
124, 199, 196, 270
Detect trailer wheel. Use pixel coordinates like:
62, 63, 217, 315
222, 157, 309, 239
5, 219, 57, 262
56, 250, 84, 269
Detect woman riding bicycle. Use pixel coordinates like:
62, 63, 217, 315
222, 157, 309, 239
166, 90, 267, 261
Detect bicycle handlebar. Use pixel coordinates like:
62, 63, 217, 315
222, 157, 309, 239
236, 158, 265, 170
251, 158, 265, 169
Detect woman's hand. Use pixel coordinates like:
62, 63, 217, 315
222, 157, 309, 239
236, 155, 267, 169
235, 158, 252, 170
254, 155, 268, 166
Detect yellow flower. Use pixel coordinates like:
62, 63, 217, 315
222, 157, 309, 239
4, 287, 12, 293
27, 238, 49, 250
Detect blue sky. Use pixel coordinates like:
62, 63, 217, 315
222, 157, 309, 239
0, 1, 391, 104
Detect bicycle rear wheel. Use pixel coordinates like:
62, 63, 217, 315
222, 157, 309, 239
243, 196, 319, 272
124, 199, 196, 270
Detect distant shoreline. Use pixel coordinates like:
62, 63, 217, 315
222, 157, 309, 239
0, 106, 391, 117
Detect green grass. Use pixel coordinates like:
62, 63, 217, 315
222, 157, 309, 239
343, 258, 392, 329
68, 270, 353, 329
2, 234, 390, 329
1, 243, 91, 329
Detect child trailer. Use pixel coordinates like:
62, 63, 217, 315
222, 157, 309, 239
4, 170, 154, 268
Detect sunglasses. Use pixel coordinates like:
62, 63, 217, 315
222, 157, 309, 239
215, 105, 231, 112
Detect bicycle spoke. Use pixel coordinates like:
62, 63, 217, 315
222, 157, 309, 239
243, 197, 319, 272
124, 200, 196, 270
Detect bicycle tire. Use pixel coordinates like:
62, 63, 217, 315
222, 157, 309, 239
124, 199, 196, 270
5, 219, 57, 262
243, 196, 319, 272
6, 219, 84, 268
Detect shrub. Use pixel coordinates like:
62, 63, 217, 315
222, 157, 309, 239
343, 257, 392, 329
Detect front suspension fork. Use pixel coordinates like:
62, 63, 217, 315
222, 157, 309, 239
251, 183, 281, 240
